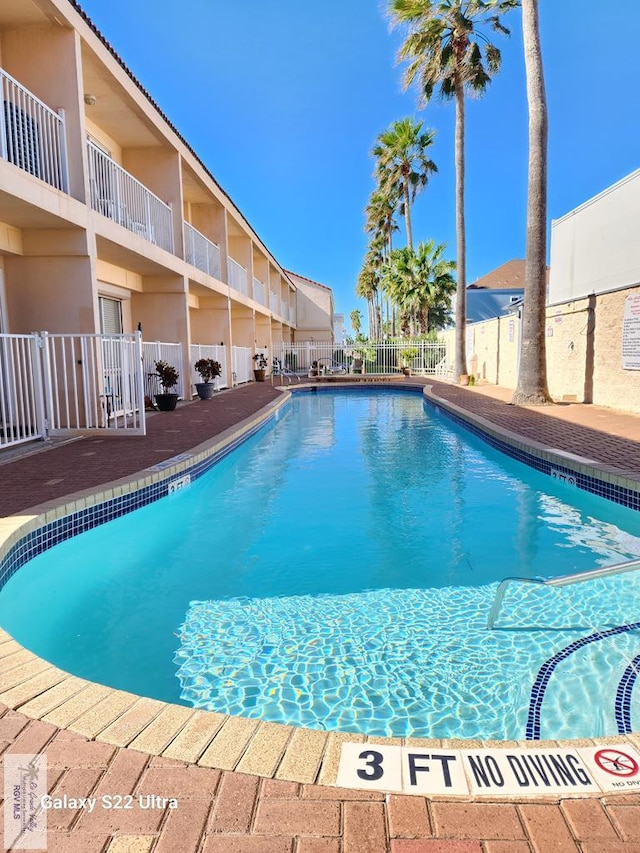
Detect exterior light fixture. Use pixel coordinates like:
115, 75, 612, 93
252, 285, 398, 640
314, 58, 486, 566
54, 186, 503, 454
84, 94, 97, 106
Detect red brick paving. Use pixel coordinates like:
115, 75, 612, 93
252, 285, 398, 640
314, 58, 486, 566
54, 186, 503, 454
2, 381, 640, 851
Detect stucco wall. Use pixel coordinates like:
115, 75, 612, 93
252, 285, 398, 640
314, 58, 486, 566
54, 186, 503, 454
549, 170, 640, 302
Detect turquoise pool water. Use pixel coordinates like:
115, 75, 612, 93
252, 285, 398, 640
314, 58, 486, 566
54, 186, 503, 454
2, 388, 640, 740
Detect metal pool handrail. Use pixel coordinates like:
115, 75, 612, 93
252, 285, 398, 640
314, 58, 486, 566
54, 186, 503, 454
487, 557, 640, 629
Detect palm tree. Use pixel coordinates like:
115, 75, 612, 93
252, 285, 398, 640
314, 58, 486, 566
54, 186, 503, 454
389, 0, 519, 380
371, 117, 437, 250
350, 309, 363, 337
365, 190, 399, 255
381, 241, 456, 335
364, 189, 400, 337
511, 0, 552, 405
356, 261, 381, 340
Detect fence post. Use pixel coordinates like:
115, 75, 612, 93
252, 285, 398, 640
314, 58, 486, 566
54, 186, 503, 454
57, 108, 70, 193
134, 331, 146, 434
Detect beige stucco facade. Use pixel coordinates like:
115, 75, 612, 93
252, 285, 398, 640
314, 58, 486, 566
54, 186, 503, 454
0, 0, 327, 391
286, 271, 335, 343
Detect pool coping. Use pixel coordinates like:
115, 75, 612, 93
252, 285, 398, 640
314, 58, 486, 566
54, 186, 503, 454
1, 380, 640, 796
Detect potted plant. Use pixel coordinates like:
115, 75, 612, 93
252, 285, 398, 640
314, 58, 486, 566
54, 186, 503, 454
399, 346, 419, 376
152, 360, 179, 411
252, 352, 268, 381
194, 358, 221, 400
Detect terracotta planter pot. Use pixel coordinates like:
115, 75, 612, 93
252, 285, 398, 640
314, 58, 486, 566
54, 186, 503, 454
253, 369, 266, 382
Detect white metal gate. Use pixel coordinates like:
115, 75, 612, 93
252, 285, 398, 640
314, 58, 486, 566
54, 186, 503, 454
0, 333, 46, 448
141, 341, 185, 400
0, 331, 146, 448
42, 332, 146, 434
231, 346, 252, 385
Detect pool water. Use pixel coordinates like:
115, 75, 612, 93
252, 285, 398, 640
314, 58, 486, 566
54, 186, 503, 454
2, 388, 640, 740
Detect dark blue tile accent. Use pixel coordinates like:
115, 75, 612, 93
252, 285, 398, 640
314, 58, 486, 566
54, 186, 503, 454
0, 407, 279, 593
425, 397, 640, 513
526, 623, 640, 740
615, 653, 640, 734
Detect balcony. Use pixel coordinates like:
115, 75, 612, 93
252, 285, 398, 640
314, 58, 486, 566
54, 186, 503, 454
0, 67, 69, 192
87, 139, 173, 252
184, 221, 221, 279
228, 257, 249, 297
252, 277, 266, 306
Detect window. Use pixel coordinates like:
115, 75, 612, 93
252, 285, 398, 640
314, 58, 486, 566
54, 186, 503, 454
99, 297, 123, 335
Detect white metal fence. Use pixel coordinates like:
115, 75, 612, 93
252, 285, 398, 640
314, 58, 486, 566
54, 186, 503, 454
0, 334, 46, 448
87, 139, 174, 252
190, 344, 228, 392
141, 341, 185, 400
228, 258, 249, 297
272, 340, 447, 375
184, 222, 221, 279
0, 66, 69, 192
232, 346, 253, 385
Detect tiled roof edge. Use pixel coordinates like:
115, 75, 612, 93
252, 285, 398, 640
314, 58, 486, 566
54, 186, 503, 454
285, 270, 333, 292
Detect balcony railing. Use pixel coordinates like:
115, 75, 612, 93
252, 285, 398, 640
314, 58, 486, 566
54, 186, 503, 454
252, 277, 266, 305
184, 222, 221, 279
0, 67, 69, 192
269, 291, 278, 313
87, 139, 174, 252
228, 257, 249, 297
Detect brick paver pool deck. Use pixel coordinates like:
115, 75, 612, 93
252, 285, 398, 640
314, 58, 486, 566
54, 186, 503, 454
2, 378, 640, 853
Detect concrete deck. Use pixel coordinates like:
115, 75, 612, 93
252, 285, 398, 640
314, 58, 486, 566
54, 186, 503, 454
2, 379, 640, 852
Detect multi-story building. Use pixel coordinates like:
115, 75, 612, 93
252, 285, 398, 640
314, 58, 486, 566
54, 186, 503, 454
0, 0, 330, 444
285, 271, 336, 343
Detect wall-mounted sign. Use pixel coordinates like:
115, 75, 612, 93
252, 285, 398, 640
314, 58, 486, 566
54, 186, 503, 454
622, 293, 640, 370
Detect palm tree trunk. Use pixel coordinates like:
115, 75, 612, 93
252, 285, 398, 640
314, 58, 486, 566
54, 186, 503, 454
403, 182, 413, 250
512, 0, 553, 406
453, 78, 467, 381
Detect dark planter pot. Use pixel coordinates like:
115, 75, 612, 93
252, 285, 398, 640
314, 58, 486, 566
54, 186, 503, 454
155, 393, 179, 411
195, 382, 216, 400
254, 369, 266, 382
402, 367, 411, 376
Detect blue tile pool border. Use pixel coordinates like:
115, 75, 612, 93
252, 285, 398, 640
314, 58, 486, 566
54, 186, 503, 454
0, 400, 285, 593
422, 389, 640, 513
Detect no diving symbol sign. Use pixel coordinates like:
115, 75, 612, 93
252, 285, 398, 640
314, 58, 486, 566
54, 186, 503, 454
594, 749, 639, 778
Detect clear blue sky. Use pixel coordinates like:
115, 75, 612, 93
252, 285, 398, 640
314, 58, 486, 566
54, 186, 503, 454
78, 0, 638, 322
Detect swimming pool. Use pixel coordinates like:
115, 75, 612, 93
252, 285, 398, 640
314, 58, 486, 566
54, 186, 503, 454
2, 387, 640, 740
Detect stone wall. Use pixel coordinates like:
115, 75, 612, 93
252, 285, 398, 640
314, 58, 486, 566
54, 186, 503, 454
442, 285, 640, 413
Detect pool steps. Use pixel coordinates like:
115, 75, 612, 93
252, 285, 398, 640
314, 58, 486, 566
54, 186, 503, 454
488, 558, 640, 629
